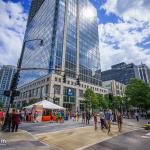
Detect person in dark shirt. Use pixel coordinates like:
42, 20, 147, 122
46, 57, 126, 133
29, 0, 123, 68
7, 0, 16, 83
86, 111, 90, 125
11, 109, 21, 132
105, 109, 111, 134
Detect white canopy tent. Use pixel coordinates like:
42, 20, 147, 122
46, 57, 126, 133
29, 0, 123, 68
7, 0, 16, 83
24, 100, 65, 110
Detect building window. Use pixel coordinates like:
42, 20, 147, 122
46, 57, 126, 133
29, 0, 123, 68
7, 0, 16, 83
79, 90, 84, 97
54, 85, 61, 94
45, 84, 49, 94
55, 77, 57, 81
59, 78, 61, 82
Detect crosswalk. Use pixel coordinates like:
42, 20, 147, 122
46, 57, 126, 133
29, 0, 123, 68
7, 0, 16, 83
141, 132, 150, 138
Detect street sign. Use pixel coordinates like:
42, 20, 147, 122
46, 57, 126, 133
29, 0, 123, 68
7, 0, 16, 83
67, 88, 73, 96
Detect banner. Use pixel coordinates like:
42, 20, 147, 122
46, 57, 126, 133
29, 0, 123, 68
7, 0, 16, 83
33, 104, 43, 122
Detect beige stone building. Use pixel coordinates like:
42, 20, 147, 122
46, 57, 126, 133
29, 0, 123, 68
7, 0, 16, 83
102, 80, 126, 97
15, 73, 108, 111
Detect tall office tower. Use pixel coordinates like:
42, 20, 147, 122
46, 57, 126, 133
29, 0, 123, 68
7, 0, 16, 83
0, 65, 16, 107
19, 0, 101, 86
101, 62, 140, 85
138, 64, 150, 84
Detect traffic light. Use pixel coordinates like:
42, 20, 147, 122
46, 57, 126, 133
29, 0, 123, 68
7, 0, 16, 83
76, 77, 80, 86
63, 74, 66, 83
11, 72, 19, 89
4, 90, 11, 97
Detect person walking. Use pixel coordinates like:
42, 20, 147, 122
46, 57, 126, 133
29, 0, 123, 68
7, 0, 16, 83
135, 111, 139, 122
34, 111, 38, 122
11, 109, 21, 132
93, 112, 98, 130
75, 112, 78, 121
117, 111, 123, 132
57, 111, 61, 123
105, 109, 111, 134
86, 111, 90, 125
82, 111, 85, 124
0, 109, 4, 127
99, 110, 105, 129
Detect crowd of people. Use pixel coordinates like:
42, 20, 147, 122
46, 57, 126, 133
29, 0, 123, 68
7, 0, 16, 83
81, 109, 123, 133
0, 107, 149, 133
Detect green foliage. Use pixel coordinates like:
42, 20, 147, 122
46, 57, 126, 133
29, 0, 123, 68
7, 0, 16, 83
0, 101, 3, 108
84, 88, 99, 110
97, 94, 109, 109
113, 96, 122, 109
125, 78, 150, 110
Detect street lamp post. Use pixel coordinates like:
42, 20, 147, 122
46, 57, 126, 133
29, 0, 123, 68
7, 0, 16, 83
2, 39, 44, 131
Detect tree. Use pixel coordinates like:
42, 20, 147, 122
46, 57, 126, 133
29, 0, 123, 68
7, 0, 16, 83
84, 88, 99, 111
97, 94, 109, 109
125, 78, 150, 110
0, 101, 3, 108
113, 96, 122, 110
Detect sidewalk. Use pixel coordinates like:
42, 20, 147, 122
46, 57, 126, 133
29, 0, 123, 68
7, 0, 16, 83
35, 121, 141, 150
0, 119, 146, 150
0, 129, 59, 150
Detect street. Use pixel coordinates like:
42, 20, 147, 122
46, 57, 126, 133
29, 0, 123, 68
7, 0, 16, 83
0, 119, 149, 150
20, 120, 90, 134
85, 129, 150, 150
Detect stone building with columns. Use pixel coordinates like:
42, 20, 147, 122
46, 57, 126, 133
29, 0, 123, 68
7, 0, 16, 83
15, 73, 108, 111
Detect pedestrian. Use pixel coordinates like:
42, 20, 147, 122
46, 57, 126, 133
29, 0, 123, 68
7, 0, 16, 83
34, 111, 38, 122
93, 112, 98, 130
117, 111, 123, 132
82, 111, 85, 124
11, 109, 21, 132
75, 111, 79, 121
0, 109, 4, 127
72, 112, 75, 121
20, 110, 25, 122
57, 111, 61, 123
49, 111, 53, 123
86, 111, 90, 125
61, 111, 64, 123
99, 110, 105, 129
105, 109, 111, 134
135, 111, 139, 122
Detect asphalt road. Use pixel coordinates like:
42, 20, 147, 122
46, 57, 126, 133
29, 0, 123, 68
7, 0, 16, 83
20, 120, 92, 134
85, 129, 150, 150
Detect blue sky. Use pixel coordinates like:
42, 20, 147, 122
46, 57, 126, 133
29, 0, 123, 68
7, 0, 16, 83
0, 0, 150, 70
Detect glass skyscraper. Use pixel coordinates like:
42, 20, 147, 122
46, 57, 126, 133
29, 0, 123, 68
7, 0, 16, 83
19, 0, 101, 86
0, 65, 16, 107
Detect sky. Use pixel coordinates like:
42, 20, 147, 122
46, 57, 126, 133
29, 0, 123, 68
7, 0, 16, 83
0, 0, 150, 71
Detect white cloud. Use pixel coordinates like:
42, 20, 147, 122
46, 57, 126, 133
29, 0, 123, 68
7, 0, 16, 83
101, 0, 150, 22
99, 0, 150, 71
0, 1, 27, 66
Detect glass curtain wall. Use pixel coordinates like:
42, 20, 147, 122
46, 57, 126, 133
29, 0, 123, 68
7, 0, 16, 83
65, 0, 77, 78
79, 0, 101, 86
19, 0, 56, 86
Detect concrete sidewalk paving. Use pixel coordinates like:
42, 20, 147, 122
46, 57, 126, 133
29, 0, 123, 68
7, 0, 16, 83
35, 123, 140, 150
0, 129, 59, 150
0, 119, 145, 150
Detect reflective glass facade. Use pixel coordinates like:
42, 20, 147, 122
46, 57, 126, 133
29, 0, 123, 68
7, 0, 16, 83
19, 0, 101, 86
0, 66, 16, 106
79, 0, 101, 85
